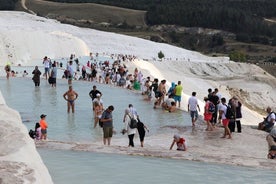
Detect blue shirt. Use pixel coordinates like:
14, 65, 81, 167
101, 109, 113, 128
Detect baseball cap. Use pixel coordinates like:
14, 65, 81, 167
40, 114, 47, 118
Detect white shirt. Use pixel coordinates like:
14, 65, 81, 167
67, 64, 74, 76
165, 97, 175, 107
129, 107, 138, 116
43, 59, 50, 68
188, 96, 198, 111
92, 98, 103, 106
219, 104, 227, 120
124, 114, 137, 135
267, 112, 276, 123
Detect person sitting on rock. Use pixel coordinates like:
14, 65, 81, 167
258, 107, 275, 132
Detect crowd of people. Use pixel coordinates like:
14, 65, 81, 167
22, 53, 275, 156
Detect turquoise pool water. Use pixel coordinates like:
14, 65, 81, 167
0, 77, 274, 184
0, 77, 189, 143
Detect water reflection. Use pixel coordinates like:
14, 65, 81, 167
33, 87, 41, 110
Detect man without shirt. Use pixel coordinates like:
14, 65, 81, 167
63, 85, 78, 113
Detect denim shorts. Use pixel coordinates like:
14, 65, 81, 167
174, 95, 181, 102
190, 110, 198, 119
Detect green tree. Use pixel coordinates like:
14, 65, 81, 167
158, 51, 165, 60
229, 51, 246, 62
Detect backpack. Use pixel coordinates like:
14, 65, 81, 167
99, 119, 103, 128
208, 102, 215, 113
225, 104, 235, 119
29, 129, 36, 139
128, 114, 138, 128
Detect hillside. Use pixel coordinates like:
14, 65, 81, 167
15, 0, 276, 76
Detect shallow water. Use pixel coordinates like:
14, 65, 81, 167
0, 77, 274, 184
0, 77, 189, 143
38, 149, 275, 184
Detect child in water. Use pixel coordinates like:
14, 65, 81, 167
169, 134, 187, 151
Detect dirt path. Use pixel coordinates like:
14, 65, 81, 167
21, 0, 36, 14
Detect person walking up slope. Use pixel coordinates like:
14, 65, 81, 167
137, 118, 149, 147
123, 108, 137, 147
188, 92, 200, 126
219, 98, 232, 139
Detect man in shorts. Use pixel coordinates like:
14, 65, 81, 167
188, 92, 200, 126
39, 114, 48, 140
174, 81, 183, 108
100, 105, 115, 146
43, 56, 50, 80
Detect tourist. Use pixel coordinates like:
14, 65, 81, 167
229, 96, 242, 133
32, 66, 42, 87
167, 82, 176, 97
137, 118, 149, 147
93, 101, 103, 128
63, 85, 79, 113
169, 134, 187, 151
219, 98, 232, 139
208, 91, 220, 126
123, 108, 137, 147
43, 56, 50, 80
168, 101, 177, 112
89, 85, 102, 101
49, 62, 57, 87
128, 104, 138, 117
162, 94, 175, 110
258, 107, 275, 132
150, 78, 159, 98
174, 81, 183, 108
67, 60, 74, 85
188, 92, 200, 126
93, 94, 104, 127
39, 114, 48, 140
4, 63, 11, 79
81, 65, 87, 79
204, 97, 213, 131
35, 122, 42, 140
154, 79, 166, 108
100, 105, 115, 146
22, 70, 28, 77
